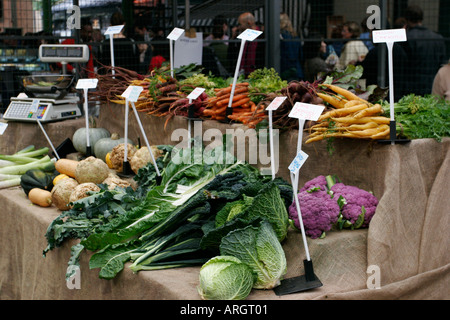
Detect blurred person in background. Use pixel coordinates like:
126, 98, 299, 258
99, 12, 140, 73
432, 59, 450, 101
204, 15, 229, 45
227, 12, 263, 76
279, 12, 303, 81
134, 17, 153, 74
402, 5, 447, 96
335, 21, 368, 70
302, 33, 332, 82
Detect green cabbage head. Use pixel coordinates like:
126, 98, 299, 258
220, 220, 287, 289
197, 256, 256, 300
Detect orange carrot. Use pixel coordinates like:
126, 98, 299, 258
216, 94, 248, 107
231, 97, 251, 108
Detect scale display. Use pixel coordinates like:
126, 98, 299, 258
39, 44, 89, 63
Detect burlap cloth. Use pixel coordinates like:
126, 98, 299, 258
1, 104, 448, 299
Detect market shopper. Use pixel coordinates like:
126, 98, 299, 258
203, 21, 231, 77
227, 12, 264, 76
204, 15, 229, 46
134, 17, 153, 74
402, 5, 447, 96
279, 12, 304, 81
99, 12, 140, 73
302, 33, 330, 82
335, 21, 368, 71
432, 60, 450, 101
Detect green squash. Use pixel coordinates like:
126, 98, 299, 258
72, 127, 111, 155
20, 169, 55, 196
94, 133, 135, 162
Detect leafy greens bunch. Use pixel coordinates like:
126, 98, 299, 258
382, 94, 450, 141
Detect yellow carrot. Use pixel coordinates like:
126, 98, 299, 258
322, 84, 366, 102
353, 104, 382, 119
344, 122, 379, 131
332, 116, 390, 125
318, 103, 367, 121
316, 92, 348, 109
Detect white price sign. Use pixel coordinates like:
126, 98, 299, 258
167, 27, 185, 41
187, 87, 205, 101
105, 25, 124, 35
266, 96, 287, 111
288, 102, 325, 121
372, 28, 407, 43
121, 86, 144, 102
288, 150, 309, 174
76, 78, 98, 90
237, 28, 263, 41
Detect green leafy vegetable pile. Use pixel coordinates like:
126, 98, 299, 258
247, 67, 288, 104
43, 141, 292, 296
382, 94, 450, 141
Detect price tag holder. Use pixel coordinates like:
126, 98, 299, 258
288, 150, 309, 174
167, 27, 185, 41
237, 28, 263, 41
121, 85, 144, 102
76, 78, 98, 90
288, 102, 325, 121
266, 96, 287, 111
187, 87, 205, 101
372, 28, 407, 43
371, 28, 410, 145
104, 25, 124, 35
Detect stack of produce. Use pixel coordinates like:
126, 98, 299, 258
203, 82, 262, 125
306, 84, 390, 144
42, 143, 293, 301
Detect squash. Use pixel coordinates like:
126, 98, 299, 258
72, 127, 111, 155
28, 188, 53, 207
53, 173, 69, 185
94, 133, 134, 162
55, 159, 79, 178
20, 169, 54, 196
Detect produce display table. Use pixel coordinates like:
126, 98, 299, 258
1, 105, 449, 300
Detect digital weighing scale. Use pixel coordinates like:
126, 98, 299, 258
3, 44, 89, 123
4, 94, 81, 122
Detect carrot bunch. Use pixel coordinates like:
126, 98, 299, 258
306, 84, 390, 144
203, 83, 262, 126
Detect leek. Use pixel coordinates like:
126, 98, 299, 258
0, 147, 54, 189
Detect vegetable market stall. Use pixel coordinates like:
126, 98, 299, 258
0, 104, 448, 299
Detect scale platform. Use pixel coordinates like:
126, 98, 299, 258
3, 94, 81, 122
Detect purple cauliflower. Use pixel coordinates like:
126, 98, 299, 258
299, 175, 327, 193
330, 183, 378, 227
288, 188, 340, 239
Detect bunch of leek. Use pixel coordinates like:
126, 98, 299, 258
0, 145, 55, 189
